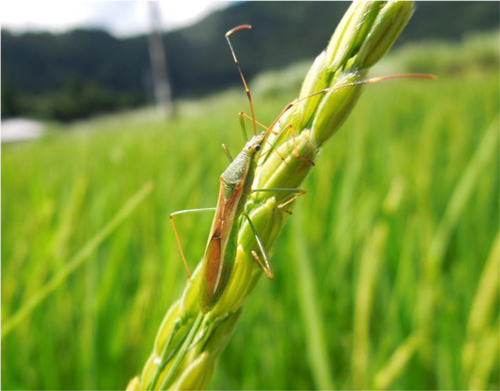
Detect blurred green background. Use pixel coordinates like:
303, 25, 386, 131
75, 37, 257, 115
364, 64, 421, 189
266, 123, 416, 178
2, 2, 499, 390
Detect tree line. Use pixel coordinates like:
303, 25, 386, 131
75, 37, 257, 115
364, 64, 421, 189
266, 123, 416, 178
2, 1, 498, 121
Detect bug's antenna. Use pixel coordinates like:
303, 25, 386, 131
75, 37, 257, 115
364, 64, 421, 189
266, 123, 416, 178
226, 25, 257, 136
266, 73, 437, 135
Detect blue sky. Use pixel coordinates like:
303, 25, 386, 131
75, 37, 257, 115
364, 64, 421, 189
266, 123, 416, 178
1, 1, 229, 37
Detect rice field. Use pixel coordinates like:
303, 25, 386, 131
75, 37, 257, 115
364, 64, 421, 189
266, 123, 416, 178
2, 50, 499, 389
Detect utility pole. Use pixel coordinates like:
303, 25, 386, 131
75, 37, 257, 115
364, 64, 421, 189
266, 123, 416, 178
148, 1, 173, 118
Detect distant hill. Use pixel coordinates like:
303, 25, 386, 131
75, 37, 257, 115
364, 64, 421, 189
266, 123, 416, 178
2, 1, 499, 120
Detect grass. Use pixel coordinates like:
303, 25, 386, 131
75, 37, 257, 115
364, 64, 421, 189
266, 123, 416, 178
2, 49, 499, 389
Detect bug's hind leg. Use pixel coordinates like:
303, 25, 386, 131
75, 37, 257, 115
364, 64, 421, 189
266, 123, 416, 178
251, 251, 274, 280
242, 212, 274, 280
169, 207, 216, 279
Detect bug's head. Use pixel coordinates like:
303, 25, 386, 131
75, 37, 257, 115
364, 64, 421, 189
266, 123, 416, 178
244, 132, 266, 155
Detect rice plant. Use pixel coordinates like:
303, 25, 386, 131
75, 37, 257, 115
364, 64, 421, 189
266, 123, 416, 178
2, 3, 498, 391
127, 2, 435, 389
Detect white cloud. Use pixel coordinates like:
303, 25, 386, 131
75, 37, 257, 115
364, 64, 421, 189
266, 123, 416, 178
0, 1, 229, 37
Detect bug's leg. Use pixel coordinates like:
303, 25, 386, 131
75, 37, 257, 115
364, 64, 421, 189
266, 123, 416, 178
251, 251, 274, 280
258, 122, 314, 166
287, 124, 315, 166
257, 140, 288, 164
258, 123, 291, 163
169, 208, 217, 279
256, 121, 295, 165
238, 111, 303, 165
256, 75, 436, 163
276, 189, 307, 214
238, 111, 249, 141
252, 188, 307, 215
222, 144, 233, 162
239, 111, 278, 135
260, 121, 316, 167
265, 73, 437, 141
242, 212, 274, 280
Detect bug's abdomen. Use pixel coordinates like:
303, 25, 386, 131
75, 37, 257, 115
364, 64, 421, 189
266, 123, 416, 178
200, 181, 243, 314
200, 231, 223, 312
200, 225, 238, 313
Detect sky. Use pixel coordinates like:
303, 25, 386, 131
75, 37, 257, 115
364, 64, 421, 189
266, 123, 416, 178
1, 1, 230, 37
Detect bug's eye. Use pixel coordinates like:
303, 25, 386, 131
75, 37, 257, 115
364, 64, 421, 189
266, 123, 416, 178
255, 145, 261, 151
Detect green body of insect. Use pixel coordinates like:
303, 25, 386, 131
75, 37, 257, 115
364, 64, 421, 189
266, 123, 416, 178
200, 132, 265, 313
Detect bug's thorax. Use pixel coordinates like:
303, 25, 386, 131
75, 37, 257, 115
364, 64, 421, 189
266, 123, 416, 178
221, 132, 265, 187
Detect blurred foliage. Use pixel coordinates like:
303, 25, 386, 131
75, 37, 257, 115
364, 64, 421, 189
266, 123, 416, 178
2, 33, 499, 390
250, 30, 499, 100
375, 30, 500, 75
33, 77, 145, 122
1, 72, 145, 121
1, 1, 499, 121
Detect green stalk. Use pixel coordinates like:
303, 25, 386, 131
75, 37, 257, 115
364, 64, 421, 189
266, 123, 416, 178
2, 181, 154, 339
291, 208, 335, 390
352, 222, 389, 390
417, 117, 500, 364
461, 233, 500, 384
374, 334, 419, 390
127, 2, 419, 389
159, 314, 204, 390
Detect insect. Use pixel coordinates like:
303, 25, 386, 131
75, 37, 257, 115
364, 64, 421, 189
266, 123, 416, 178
170, 25, 436, 315
151, 25, 437, 391
170, 25, 308, 314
